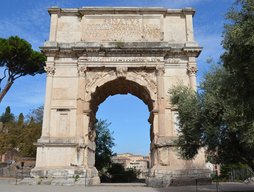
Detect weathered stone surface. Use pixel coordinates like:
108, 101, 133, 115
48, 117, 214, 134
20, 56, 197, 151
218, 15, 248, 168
19, 178, 41, 185
170, 177, 212, 187
31, 6, 206, 188
75, 177, 100, 186
50, 178, 75, 186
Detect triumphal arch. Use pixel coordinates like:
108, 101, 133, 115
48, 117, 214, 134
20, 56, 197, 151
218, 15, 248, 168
31, 7, 210, 186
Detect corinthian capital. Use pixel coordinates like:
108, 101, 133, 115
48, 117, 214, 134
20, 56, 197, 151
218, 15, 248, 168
156, 65, 165, 77
44, 66, 55, 76
78, 66, 87, 76
187, 66, 198, 75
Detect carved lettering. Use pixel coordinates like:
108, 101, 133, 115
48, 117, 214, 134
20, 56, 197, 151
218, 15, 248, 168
82, 57, 162, 62
84, 19, 160, 40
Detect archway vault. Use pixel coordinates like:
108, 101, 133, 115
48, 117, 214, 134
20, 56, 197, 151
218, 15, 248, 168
86, 67, 157, 116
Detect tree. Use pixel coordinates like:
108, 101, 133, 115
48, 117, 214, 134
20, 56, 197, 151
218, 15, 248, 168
0, 106, 43, 157
168, 0, 254, 171
0, 106, 14, 124
169, 64, 254, 170
95, 119, 116, 172
21, 106, 43, 156
221, 0, 254, 142
0, 36, 46, 102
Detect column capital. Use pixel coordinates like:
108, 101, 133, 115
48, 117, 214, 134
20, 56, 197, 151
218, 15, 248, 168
44, 66, 55, 76
77, 66, 87, 77
187, 66, 198, 76
156, 65, 165, 77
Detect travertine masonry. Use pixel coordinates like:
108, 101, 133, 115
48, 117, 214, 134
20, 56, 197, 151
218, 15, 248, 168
31, 6, 210, 187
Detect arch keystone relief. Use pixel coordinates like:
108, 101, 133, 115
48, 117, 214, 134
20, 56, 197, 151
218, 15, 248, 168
31, 7, 211, 187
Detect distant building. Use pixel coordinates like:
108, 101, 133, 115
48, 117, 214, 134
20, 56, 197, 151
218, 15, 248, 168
117, 153, 133, 157
112, 153, 150, 169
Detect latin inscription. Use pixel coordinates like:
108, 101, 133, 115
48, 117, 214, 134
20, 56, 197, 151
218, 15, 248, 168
79, 57, 163, 62
83, 18, 160, 40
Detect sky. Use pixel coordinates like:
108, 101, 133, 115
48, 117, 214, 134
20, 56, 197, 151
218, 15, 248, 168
0, 0, 234, 156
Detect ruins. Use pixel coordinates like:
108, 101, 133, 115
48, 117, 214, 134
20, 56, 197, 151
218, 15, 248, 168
31, 6, 210, 186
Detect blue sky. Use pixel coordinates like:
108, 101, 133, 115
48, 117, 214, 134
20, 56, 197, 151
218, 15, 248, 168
0, 0, 234, 156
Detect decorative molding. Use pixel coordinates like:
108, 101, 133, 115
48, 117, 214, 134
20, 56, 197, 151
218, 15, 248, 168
78, 57, 162, 62
131, 69, 157, 93
116, 67, 128, 78
77, 66, 87, 76
44, 66, 55, 76
156, 65, 165, 77
164, 58, 180, 64
187, 66, 198, 75
85, 68, 116, 90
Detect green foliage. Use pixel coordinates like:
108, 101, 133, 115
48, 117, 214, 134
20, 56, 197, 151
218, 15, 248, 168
0, 106, 14, 124
221, 0, 254, 150
115, 39, 125, 48
95, 119, 116, 172
169, 64, 254, 170
0, 36, 46, 102
107, 163, 140, 183
73, 175, 80, 182
169, 0, 254, 171
0, 106, 43, 157
77, 12, 84, 21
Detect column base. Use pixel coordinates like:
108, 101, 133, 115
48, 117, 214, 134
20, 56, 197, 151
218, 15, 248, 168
147, 167, 211, 187
31, 166, 99, 183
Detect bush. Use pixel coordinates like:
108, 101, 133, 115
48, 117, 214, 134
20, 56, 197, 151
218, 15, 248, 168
107, 163, 141, 183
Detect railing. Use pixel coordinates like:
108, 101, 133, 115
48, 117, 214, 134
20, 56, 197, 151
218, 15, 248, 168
228, 167, 253, 183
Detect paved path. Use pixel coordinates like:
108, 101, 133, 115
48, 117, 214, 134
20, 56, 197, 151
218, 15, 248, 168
1, 178, 254, 192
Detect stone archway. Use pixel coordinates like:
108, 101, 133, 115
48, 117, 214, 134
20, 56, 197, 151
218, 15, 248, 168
31, 6, 210, 187
84, 67, 157, 168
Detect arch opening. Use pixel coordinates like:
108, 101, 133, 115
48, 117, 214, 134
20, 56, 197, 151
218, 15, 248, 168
90, 78, 154, 116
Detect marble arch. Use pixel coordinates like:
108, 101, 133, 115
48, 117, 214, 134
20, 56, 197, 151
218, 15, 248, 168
31, 6, 211, 186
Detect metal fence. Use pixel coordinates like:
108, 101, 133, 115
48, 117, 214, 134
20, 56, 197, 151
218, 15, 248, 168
0, 166, 30, 179
227, 167, 254, 183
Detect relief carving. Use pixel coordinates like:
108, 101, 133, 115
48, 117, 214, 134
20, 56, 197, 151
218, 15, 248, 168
44, 66, 55, 76
187, 66, 198, 75
156, 65, 165, 77
165, 58, 180, 64
116, 67, 127, 78
85, 68, 116, 90
132, 69, 157, 93
77, 66, 87, 76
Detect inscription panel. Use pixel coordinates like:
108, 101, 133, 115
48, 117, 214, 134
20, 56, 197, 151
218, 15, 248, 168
82, 16, 161, 42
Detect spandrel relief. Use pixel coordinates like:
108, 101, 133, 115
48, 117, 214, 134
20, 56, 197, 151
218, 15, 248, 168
130, 69, 157, 93
85, 68, 116, 90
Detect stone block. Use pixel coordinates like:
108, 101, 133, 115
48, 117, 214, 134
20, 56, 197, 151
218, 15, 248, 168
162, 177, 172, 187
75, 177, 100, 186
19, 178, 41, 185
41, 179, 52, 185
50, 178, 75, 186
147, 178, 162, 188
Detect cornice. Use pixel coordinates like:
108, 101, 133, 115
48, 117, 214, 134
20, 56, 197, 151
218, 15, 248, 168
47, 6, 196, 16
40, 42, 203, 58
